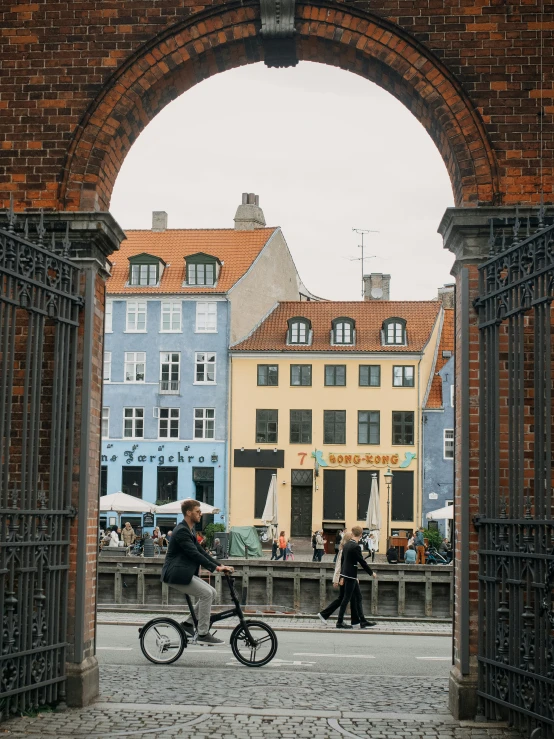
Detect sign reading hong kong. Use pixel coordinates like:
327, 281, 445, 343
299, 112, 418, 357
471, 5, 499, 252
296, 449, 417, 469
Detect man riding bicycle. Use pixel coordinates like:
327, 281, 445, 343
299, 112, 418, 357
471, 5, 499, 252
161, 498, 233, 645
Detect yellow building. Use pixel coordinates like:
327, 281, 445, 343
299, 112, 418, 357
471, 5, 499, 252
229, 300, 443, 553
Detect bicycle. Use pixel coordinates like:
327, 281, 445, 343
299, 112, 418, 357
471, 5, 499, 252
138, 573, 278, 667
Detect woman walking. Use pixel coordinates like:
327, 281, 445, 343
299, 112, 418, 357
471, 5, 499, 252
275, 531, 287, 560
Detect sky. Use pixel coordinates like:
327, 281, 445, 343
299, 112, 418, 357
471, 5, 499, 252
110, 61, 455, 302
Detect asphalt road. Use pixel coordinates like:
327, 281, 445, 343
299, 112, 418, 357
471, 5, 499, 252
97, 623, 452, 676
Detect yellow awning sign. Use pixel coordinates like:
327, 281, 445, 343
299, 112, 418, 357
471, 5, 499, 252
302, 450, 416, 469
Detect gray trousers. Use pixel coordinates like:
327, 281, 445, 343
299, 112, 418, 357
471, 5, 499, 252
168, 576, 217, 635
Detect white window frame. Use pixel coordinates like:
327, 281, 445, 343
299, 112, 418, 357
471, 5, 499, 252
158, 407, 180, 439
194, 408, 215, 439
102, 407, 110, 439
124, 351, 146, 383
105, 300, 113, 333
195, 352, 216, 384
450, 384, 454, 408
188, 262, 215, 286
103, 351, 112, 382
444, 429, 454, 459
159, 352, 180, 394
130, 263, 158, 286
393, 365, 415, 387
126, 301, 147, 332
196, 302, 217, 333
160, 301, 182, 332
123, 407, 144, 439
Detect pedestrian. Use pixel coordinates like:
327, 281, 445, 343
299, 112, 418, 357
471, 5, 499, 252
142, 532, 155, 557
414, 527, 426, 564
121, 521, 136, 547
404, 544, 417, 564
335, 526, 377, 629
285, 539, 294, 560
270, 538, 279, 560
275, 530, 287, 561
108, 525, 120, 547
333, 529, 343, 563
367, 533, 376, 563
315, 530, 326, 562
311, 531, 317, 561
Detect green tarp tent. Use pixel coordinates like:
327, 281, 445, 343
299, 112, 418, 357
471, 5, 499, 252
229, 526, 262, 558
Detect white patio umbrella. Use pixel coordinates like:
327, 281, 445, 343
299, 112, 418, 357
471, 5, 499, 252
366, 474, 381, 549
99, 491, 156, 514
261, 474, 278, 541
154, 499, 220, 515
426, 504, 454, 520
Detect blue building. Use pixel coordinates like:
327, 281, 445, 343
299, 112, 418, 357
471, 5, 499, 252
422, 300, 455, 538
101, 195, 313, 533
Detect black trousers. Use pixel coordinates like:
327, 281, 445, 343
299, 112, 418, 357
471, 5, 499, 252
337, 578, 366, 624
320, 581, 365, 624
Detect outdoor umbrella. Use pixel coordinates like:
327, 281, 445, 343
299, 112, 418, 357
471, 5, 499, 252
426, 504, 454, 520
99, 491, 156, 514
261, 473, 278, 541
366, 474, 381, 550
154, 499, 220, 515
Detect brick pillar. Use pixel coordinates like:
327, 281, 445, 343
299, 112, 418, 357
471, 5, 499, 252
439, 206, 539, 720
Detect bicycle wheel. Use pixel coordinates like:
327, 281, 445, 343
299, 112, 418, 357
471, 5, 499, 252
139, 618, 186, 664
230, 620, 278, 667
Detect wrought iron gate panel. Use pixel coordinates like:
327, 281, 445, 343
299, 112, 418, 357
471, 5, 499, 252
0, 214, 81, 717
474, 213, 554, 738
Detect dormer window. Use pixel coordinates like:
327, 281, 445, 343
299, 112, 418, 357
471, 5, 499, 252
288, 317, 311, 345
332, 318, 355, 345
383, 318, 407, 346
128, 253, 164, 286
185, 253, 221, 286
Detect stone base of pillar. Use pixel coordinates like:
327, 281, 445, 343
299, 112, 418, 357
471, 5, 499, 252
448, 665, 477, 720
65, 656, 100, 708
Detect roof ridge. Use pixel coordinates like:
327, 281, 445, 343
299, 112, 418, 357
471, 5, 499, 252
123, 227, 278, 233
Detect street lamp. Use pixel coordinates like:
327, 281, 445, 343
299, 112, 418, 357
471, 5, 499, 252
384, 467, 394, 548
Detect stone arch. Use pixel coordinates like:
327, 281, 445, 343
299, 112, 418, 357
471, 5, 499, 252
59, 1, 500, 211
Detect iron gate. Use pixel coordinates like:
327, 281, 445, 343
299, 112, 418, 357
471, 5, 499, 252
474, 210, 554, 738
0, 211, 82, 716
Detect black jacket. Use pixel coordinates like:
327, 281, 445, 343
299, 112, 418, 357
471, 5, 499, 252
340, 539, 374, 579
161, 521, 220, 585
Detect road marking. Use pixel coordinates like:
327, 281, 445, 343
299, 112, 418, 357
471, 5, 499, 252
226, 659, 316, 667
415, 656, 451, 661
294, 653, 375, 659
97, 647, 133, 651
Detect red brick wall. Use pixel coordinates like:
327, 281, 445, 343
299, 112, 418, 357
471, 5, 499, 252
0, 1, 551, 211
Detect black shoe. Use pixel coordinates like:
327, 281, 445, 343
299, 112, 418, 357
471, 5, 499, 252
180, 621, 195, 636
359, 621, 377, 628
336, 621, 353, 629
197, 632, 225, 646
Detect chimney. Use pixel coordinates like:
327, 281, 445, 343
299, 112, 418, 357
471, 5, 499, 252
234, 193, 266, 230
152, 211, 168, 232
437, 283, 455, 309
363, 273, 391, 301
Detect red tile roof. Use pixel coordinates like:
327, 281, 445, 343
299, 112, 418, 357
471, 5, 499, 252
232, 301, 441, 352
425, 309, 455, 409
106, 228, 278, 294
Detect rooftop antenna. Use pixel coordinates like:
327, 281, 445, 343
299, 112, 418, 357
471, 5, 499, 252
352, 227, 379, 298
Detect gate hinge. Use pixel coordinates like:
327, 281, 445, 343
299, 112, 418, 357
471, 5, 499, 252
472, 514, 483, 529
67, 506, 77, 519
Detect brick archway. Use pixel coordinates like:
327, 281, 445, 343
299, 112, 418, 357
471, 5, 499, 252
60, 1, 499, 211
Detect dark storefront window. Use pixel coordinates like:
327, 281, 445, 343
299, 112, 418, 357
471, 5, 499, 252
255, 468, 276, 519
100, 466, 108, 496
323, 469, 345, 520
122, 466, 143, 498
391, 470, 414, 521
157, 467, 178, 503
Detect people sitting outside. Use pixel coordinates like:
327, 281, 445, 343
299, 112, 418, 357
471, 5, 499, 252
108, 525, 120, 547
142, 532, 155, 557
439, 538, 453, 563
404, 545, 417, 564
212, 538, 226, 559
121, 521, 136, 548
386, 545, 398, 564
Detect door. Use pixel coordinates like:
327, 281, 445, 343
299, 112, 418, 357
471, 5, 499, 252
323, 469, 345, 520
291, 487, 313, 536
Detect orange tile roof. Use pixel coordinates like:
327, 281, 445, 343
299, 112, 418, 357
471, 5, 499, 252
106, 228, 278, 294
232, 301, 441, 352
425, 309, 455, 409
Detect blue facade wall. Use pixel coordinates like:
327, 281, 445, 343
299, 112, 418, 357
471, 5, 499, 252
422, 356, 454, 536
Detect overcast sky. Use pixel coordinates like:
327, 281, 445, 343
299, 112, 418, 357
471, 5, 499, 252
111, 62, 455, 302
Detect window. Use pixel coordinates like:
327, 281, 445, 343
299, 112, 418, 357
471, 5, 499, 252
392, 411, 414, 445
130, 263, 158, 286
256, 409, 278, 443
358, 411, 380, 445
257, 364, 278, 386
393, 365, 415, 387
323, 469, 345, 520
444, 429, 454, 459
290, 364, 312, 386
105, 300, 113, 333
124, 351, 146, 382
157, 467, 178, 502
450, 385, 454, 407
126, 301, 147, 332
103, 351, 111, 382
159, 408, 180, 439
123, 408, 144, 439
100, 466, 108, 497
290, 410, 312, 444
122, 466, 143, 499
160, 301, 181, 332
391, 470, 414, 521
324, 410, 346, 444
188, 262, 215, 286
325, 365, 346, 386
383, 318, 406, 345
195, 352, 216, 383
287, 317, 311, 345
160, 352, 180, 393
359, 365, 380, 387
194, 408, 215, 439
332, 318, 354, 345
255, 468, 277, 519
102, 407, 109, 439
196, 302, 217, 332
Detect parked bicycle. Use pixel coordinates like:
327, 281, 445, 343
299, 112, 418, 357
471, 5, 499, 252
138, 573, 278, 667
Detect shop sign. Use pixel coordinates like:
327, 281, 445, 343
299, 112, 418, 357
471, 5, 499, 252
297, 449, 417, 469
143, 513, 155, 526
101, 446, 215, 466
